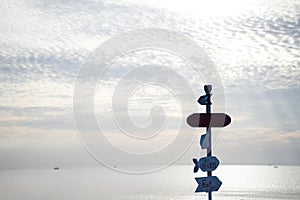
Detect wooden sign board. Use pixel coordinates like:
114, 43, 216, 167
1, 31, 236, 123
187, 113, 231, 128
195, 176, 222, 193
198, 156, 219, 172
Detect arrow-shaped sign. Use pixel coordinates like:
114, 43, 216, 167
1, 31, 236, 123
200, 133, 210, 149
195, 176, 222, 193
187, 113, 231, 128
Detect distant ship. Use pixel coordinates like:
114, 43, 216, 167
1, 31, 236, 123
53, 167, 59, 170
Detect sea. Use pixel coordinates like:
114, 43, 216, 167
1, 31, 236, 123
1, 165, 299, 200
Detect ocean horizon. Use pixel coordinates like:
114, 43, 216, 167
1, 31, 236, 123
1, 165, 299, 200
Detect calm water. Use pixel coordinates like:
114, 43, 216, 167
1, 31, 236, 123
1, 165, 299, 200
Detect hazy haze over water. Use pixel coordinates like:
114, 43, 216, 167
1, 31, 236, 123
0, 165, 299, 199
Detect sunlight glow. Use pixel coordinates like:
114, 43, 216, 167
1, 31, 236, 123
127, 0, 255, 17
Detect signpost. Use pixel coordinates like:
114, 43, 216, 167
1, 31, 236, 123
187, 85, 231, 200
195, 176, 222, 193
193, 156, 219, 173
187, 113, 231, 128
200, 133, 210, 149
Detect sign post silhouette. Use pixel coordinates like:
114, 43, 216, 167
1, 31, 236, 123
205, 85, 213, 200
187, 85, 231, 200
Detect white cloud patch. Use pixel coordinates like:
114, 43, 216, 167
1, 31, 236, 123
0, 0, 299, 166
263, 130, 300, 144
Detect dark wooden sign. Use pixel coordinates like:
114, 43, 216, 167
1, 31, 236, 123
187, 113, 231, 128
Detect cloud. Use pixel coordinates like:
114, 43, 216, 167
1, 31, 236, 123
0, 0, 299, 167
263, 130, 300, 144
1, 0, 299, 89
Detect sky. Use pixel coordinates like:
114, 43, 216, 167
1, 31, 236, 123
0, 0, 299, 171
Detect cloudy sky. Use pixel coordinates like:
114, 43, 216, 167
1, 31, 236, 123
0, 0, 299, 170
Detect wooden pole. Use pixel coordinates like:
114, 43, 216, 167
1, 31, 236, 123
205, 85, 212, 200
